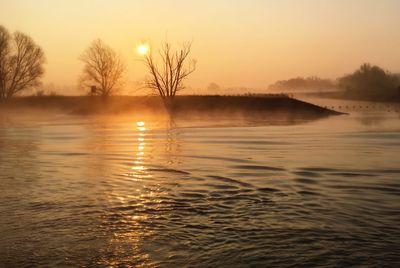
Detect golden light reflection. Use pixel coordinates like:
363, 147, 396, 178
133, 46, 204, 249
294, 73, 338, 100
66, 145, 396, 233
132, 166, 145, 171
128, 215, 149, 221
129, 121, 150, 180
99, 120, 158, 267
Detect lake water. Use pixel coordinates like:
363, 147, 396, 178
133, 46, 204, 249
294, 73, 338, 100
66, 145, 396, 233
1, 101, 400, 267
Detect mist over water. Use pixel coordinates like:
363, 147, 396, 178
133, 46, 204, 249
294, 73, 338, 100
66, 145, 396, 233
1, 99, 400, 267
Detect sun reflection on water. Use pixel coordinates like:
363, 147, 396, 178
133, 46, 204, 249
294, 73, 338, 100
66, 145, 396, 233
98, 119, 186, 266
136, 121, 145, 127
128, 121, 152, 180
99, 120, 157, 266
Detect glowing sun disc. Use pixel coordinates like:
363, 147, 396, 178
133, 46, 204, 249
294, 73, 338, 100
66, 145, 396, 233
137, 44, 149, 56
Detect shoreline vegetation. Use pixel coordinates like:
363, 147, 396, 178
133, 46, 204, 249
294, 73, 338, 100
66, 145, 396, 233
0, 94, 342, 121
268, 64, 400, 102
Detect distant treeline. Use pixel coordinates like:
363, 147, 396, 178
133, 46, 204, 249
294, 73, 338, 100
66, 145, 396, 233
269, 77, 336, 92
338, 63, 400, 101
269, 63, 400, 101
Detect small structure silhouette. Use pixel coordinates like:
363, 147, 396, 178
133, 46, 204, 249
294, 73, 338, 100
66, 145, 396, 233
90, 86, 97, 95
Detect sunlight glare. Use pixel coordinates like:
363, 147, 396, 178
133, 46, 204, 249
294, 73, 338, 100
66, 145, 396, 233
137, 44, 149, 56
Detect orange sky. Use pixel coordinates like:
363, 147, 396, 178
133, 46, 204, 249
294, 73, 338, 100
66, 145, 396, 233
1, 0, 400, 94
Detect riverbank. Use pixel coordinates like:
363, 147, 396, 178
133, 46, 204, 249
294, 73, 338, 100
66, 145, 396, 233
0, 95, 342, 120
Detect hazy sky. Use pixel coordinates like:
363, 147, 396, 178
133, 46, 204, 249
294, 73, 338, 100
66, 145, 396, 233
1, 0, 400, 94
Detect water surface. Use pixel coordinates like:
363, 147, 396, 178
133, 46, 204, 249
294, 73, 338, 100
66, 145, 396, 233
0, 108, 399, 267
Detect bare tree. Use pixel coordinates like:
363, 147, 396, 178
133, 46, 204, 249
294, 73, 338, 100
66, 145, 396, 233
0, 25, 45, 99
0, 26, 10, 99
80, 39, 125, 97
143, 42, 196, 112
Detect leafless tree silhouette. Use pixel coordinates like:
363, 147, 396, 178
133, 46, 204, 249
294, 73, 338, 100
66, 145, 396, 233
143, 42, 196, 113
0, 25, 45, 99
80, 39, 125, 97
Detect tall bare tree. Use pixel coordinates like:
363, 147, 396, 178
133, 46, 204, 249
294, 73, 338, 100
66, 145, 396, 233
0, 26, 10, 99
80, 39, 125, 97
143, 42, 196, 112
0, 25, 45, 99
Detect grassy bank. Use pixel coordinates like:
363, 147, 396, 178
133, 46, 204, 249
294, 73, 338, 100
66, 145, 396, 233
0, 95, 342, 120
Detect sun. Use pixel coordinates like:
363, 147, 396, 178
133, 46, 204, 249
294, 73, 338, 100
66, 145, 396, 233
137, 44, 149, 56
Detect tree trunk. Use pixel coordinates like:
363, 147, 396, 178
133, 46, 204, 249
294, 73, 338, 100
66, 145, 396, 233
162, 96, 174, 117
